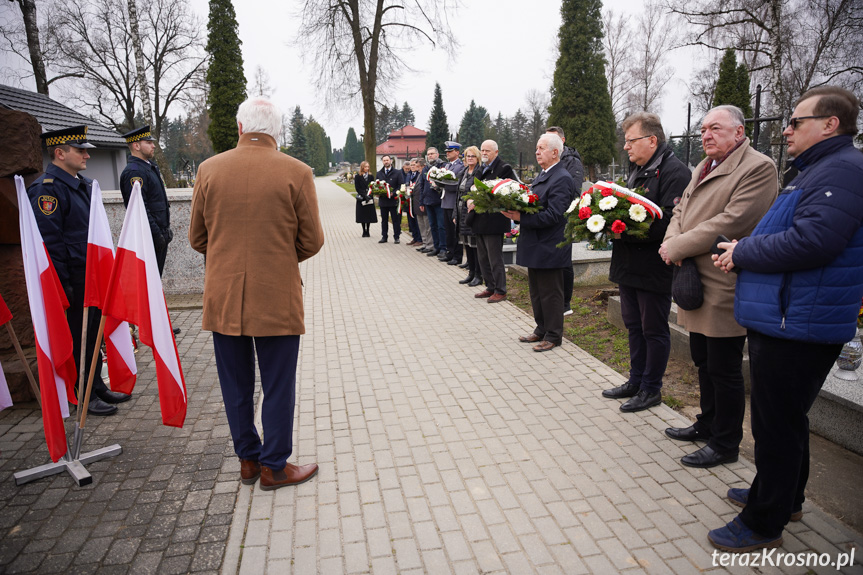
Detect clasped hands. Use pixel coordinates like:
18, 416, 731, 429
657, 240, 738, 272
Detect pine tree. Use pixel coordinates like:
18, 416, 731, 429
426, 83, 449, 153
713, 49, 753, 136
400, 102, 416, 127
206, 0, 246, 153
345, 127, 362, 164
500, 119, 517, 167
305, 121, 329, 176
287, 106, 309, 164
376, 105, 392, 143
548, 0, 616, 180
458, 100, 485, 148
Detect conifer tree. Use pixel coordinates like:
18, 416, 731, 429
305, 120, 329, 176
713, 48, 753, 136
426, 83, 449, 153
548, 0, 616, 180
458, 100, 485, 148
400, 102, 416, 126
206, 0, 246, 153
287, 106, 309, 164
376, 105, 392, 143
345, 128, 362, 163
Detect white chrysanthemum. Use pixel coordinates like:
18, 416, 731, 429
520, 193, 530, 204
470, 185, 477, 192
566, 199, 580, 214
586, 214, 606, 232
629, 204, 647, 222
599, 196, 618, 211
579, 194, 592, 209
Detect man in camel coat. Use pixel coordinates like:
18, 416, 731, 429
660, 104, 778, 469
190, 97, 324, 490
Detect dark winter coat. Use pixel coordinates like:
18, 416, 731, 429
441, 157, 465, 210
120, 155, 172, 249
473, 156, 517, 235
608, 142, 691, 293
354, 172, 377, 223
516, 163, 575, 269
375, 166, 403, 208
559, 145, 585, 188
456, 164, 481, 236
419, 158, 445, 206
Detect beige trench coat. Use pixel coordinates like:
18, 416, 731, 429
663, 139, 778, 337
189, 132, 324, 336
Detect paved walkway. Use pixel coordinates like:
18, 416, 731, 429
0, 176, 860, 574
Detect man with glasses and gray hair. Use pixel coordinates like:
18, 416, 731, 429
659, 104, 777, 469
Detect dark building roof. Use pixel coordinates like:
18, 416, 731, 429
0, 84, 126, 148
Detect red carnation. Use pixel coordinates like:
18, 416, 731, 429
527, 193, 538, 204
578, 207, 592, 220
611, 220, 627, 233
600, 188, 613, 197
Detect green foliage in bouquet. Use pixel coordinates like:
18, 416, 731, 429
463, 178, 543, 214
559, 184, 655, 250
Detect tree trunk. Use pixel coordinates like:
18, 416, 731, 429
17, 0, 49, 95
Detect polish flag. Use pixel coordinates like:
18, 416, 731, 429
0, 292, 13, 412
83, 180, 137, 394
103, 182, 186, 427
15, 175, 76, 461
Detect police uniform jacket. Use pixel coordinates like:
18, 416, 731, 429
473, 156, 517, 235
27, 163, 92, 294
120, 155, 173, 249
440, 158, 465, 210
375, 166, 404, 208
189, 132, 324, 336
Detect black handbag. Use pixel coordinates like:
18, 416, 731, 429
672, 258, 703, 311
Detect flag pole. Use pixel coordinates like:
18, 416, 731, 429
70, 306, 89, 457
4, 323, 42, 407
75, 315, 106, 457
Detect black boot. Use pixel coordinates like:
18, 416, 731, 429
468, 276, 483, 287
459, 274, 475, 285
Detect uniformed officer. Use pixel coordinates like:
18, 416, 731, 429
27, 125, 131, 415
119, 125, 172, 274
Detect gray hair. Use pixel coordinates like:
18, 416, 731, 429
426, 147, 439, 155
708, 105, 745, 127
538, 133, 563, 155
236, 97, 282, 140
481, 140, 498, 152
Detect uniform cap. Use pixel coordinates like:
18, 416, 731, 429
444, 141, 461, 151
122, 125, 156, 144
41, 125, 96, 148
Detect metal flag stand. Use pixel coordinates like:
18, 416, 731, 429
13, 311, 122, 487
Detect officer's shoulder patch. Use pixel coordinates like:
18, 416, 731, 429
38, 195, 58, 215
42, 178, 54, 184
130, 176, 143, 186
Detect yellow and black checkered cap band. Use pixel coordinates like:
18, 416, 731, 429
42, 125, 89, 146
122, 125, 155, 143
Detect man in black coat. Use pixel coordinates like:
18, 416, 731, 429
27, 126, 128, 416
601, 112, 691, 411
375, 155, 404, 243
503, 134, 575, 351
473, 140, 517, 302
546, 126, 584, 316
419, 147, 446, 255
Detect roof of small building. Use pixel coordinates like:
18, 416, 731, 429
0, 84, 127, 148
386, 125, 427, 139
375, 125, 428, 158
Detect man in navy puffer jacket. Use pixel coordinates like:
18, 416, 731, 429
710, 86, 863, 553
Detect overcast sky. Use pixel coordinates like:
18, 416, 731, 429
3, 0, 704, 149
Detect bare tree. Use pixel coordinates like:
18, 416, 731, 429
602, 9, 633, 121
524, 89, 550, 149
297, 0, 459, 172
251, 65, 273, 98
686, 51, 723, 117
626, 1, 675, 114
127, 0, 153, 128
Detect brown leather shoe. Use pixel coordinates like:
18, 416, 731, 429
518, 333, 542, 343
259, 462, 319, 491
474, 289, 493, 298
240, 458, 261, 485
488, 293, 507, 303
533, 341, 559, 352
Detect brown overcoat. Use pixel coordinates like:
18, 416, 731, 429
663, 139, 778, 337
189, 133, 324, 336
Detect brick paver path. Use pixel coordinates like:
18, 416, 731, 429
1, 176, 861, 574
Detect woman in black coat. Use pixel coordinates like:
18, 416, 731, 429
456, 146, 483, 286
354, 161, 377, 237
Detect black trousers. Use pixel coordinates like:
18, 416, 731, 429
68, 282, 108, 397
465, 246, 479, 277
477, 234, 506, 294
528, 268, 565, 344
379, 205, 401, 240
443, 208, 461, 261
213, 333, 301, 469
619, 285, 672, 393
155, 241, 169, 276
563, 265, 574, 308
690, 332, 746, 454
739, 330, 841, 538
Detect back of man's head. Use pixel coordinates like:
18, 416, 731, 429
236, 98, 282, 141
798, 86, 860, 136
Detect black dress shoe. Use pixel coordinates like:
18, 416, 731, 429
447, 259, 460, 265
427, 249, 440, 257
468, 277, 483, 287
394, 238, 400, 244
87, 396, 118, 416
459, 275, 475, 284
96, 389, 132, 404
665, 424, 710, 442
173, 327, 181, 335
620, 389, 662, 412
420, 248, 433, 253
378, 238, 387, 243
458, 262, 470, 269
681, 445, 738, 468
602, 381, 639, 399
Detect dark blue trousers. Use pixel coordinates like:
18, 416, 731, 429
212, 332, 300, 469
619, 284, 672, 393
426, 205, 445, 251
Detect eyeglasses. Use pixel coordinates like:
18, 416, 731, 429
785, 115, 832, 130
465, 154, 477, 158
624, 135, 652, 146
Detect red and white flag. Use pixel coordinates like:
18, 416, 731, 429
103, 182, 186, 427
84, 180, 137, 394
0, 292, 13, 412
15, 175, 77, 461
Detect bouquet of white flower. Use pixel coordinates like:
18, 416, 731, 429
427, 166, 457, 185
368, 179, 392, 198
464, 178, 543, 214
